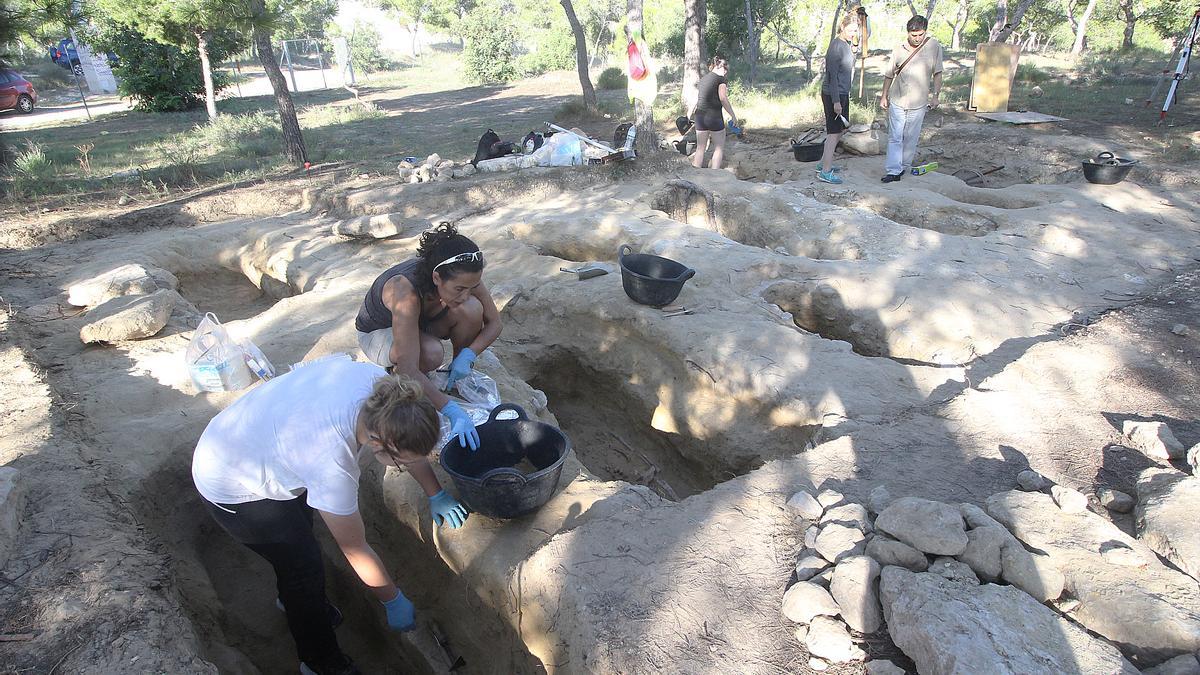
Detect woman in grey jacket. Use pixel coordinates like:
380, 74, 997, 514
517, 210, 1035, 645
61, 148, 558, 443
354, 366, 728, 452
817, 13, 860, 184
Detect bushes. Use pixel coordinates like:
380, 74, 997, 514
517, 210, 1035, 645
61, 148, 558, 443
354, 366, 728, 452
597, 66, 624, 89
329, 21, 399, 74
462, 3, 518, 83
517, 28, 576, 76
101, 27, 231, 112
9, 140, 55, 196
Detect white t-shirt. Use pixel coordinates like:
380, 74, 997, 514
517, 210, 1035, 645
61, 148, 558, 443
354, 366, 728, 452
192, 358, 386, 515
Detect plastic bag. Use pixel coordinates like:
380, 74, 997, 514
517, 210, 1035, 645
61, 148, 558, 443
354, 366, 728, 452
186, 313, 254, 392
427, 370, 513, 448
537, 133, 583, 167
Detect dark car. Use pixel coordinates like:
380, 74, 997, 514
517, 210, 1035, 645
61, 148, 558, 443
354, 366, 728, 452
49, 39, 118, 76
0, 70, 37, 114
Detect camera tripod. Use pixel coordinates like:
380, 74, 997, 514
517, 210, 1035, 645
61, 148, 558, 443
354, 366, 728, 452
1147, 7, 1199, 124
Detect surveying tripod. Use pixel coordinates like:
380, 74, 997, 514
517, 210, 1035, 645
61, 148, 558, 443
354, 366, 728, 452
1147, 7, 1199, 124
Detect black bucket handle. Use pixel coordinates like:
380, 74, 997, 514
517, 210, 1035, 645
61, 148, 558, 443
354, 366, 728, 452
488, 403, 528, 422
675, 268, 697, 282
479, 467, 529, 488
618, 243, 633, 261
619, 244, 696, 283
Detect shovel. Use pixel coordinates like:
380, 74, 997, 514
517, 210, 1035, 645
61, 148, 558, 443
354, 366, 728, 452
560, 264, 608, 280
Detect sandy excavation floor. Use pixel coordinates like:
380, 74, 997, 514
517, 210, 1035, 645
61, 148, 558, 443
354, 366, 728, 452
2, 119, 1200, 674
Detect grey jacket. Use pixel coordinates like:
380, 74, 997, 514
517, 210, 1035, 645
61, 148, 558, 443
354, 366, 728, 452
822, 38, 854, 97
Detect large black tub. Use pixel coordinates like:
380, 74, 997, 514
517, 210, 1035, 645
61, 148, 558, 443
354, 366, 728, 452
439, 404, 572, 519
617, 243, 696, 307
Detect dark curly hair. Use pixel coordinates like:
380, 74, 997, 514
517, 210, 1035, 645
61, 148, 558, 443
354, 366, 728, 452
414, 222, 483, 295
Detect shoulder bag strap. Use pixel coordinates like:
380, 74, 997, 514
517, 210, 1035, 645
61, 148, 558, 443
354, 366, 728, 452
893, 37, 930, 77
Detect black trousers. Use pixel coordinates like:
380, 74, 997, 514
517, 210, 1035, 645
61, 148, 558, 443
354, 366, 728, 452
205, 495, 344, 668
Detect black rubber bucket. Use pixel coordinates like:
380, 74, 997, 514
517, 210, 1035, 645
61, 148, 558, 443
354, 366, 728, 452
439, 404, 572, 519
1082, 151, 1137, 185
617, 244, 696, 307
791, 141, 823, 162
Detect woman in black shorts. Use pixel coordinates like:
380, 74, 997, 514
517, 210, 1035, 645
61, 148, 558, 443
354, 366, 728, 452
818, 13, 860, 184
688, 55, 740, 170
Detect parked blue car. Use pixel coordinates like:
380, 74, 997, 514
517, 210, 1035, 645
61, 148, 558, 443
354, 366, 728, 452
48, 39, 118, 76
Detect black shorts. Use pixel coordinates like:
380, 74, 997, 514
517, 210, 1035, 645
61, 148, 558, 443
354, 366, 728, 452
821, 93, 851, 134
694, 109, 725, 132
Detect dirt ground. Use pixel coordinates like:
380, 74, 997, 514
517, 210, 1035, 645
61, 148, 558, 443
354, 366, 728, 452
1, 78, 1199, 675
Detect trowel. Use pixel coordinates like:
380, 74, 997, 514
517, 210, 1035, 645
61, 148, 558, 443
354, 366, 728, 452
560, 264, 608, 280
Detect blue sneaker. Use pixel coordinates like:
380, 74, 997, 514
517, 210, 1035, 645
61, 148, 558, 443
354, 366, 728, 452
816, 168, 843, 184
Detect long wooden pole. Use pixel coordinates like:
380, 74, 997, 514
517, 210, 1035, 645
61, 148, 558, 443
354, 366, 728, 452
858, 9, 868, 100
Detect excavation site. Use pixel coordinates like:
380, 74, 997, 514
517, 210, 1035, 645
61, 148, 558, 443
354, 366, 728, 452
3, 119, 1200, 675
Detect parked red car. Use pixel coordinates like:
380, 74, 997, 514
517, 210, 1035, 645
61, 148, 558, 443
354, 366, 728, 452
0, 70, 37, 114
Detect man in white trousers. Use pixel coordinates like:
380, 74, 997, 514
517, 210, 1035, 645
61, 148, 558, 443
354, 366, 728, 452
879, 15, 943, 183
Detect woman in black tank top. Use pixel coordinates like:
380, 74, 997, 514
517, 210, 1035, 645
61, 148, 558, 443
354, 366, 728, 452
354, 223, 503, 449
688, 55, 740, 170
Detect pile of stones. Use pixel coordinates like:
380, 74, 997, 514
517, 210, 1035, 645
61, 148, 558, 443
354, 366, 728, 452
397, 154, 476, 184
782, 464, 1200, 674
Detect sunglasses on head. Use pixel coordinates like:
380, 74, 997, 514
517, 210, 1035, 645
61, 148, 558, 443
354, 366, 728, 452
433, 250, 483, 271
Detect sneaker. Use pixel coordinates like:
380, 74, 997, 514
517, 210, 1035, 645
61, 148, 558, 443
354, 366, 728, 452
881, 173, 902, 183
816, 169, 843, 184
277, 598, 344, 629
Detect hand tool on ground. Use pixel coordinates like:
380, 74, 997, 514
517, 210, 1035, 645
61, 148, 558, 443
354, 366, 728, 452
662, 308, 693, 317
560, 265, 608, 280
911, 161, 939, 175
952, 164, 1005, 187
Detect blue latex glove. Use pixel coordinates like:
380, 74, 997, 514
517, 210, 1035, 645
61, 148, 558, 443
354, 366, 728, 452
441, 400, 480, 451
429, 489, 469, 529
382, 589, 415, 632
445, 347, 477, 390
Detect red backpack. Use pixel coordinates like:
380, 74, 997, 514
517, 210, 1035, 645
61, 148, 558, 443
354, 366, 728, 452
627, 40, 647, 81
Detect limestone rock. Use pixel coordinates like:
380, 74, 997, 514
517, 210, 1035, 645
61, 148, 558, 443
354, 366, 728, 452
423, 153, 441, 167
781, 581, 840, 624
804, 525, 820, 549
831, 555, 883, 633
820, 503, 872, 533
880, 567, 1138, 675
809, 657, 829, 671
1124, 420, 1186, 460
817, 489, 844, 508
840, 129, 886, 156
1189, 443, 1200, 475
0, 467, 26, 569
958, 503, 1006, 531
333, 214, 432, 240
1171, 324, 1190, 336
867, 485, 892, 514
786, 490, 824, 520
988, 489, 1200, 661
810, 568, 833, 588
1050, 484, 1089, 513
1143, 654, 1200, 675
793, 625, 808, 644
875, 497, 968, 556
1137, 467, 1200, 581
67, 263, 178, 307
815, 523, 868, 563
1016, 469, 1046, 491
928, 557, 979, 585
865, 535, 928, 572
958, 526, 1006, 582
805, 616, 863, 663
865, 660, 906, 675
795, 552, 830, 581
1097, 487, 1134, 513
79, 289, 179, 344
998, 539, 1065, 602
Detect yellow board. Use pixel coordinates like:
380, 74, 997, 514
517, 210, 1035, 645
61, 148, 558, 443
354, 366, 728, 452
970, 43, 1021, 113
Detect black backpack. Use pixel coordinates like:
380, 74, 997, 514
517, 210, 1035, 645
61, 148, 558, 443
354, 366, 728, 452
522, 131, 545, 153
472, 129, 501, 166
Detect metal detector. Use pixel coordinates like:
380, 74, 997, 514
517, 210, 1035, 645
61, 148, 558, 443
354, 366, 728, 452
1146, 7, 1199, 124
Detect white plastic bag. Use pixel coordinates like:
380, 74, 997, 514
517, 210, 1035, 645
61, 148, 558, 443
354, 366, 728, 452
185, 313, 254, 392
428, 370, 507, 448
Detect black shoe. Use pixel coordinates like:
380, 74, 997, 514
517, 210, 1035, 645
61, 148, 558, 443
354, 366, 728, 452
881, 173, 902, 183
300, 654, 361, 675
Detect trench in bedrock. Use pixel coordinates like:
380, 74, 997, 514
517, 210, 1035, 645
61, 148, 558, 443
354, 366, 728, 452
131, 453, 543, 675
512, 346, 820, 502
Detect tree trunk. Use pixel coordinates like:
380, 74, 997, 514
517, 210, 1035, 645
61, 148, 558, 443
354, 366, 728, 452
989, 0, 1008, 41
948, 0, 970, 49
250, 7, 307, 164
683, 0, 706, 114
625, 0, 658, 153
925, 0, 939, 18
196, 30, 218, 120
1120, 0, 1137, 49
744, 0, 758, 84
830, 0, 845, 44
994, 0, 1036, 43
1071, 0, 1099, 53
560, 0, 597, 111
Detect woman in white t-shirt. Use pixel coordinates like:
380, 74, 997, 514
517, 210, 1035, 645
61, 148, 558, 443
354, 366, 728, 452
192, 357, 468, 675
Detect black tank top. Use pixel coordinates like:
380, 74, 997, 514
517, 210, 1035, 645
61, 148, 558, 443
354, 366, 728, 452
695, 72, 725, 114
355, 259, 448, 333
